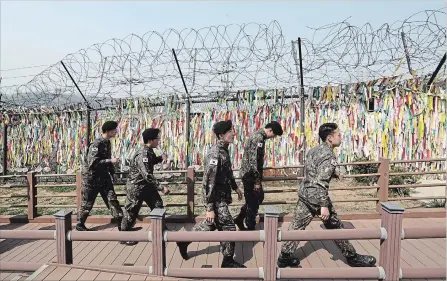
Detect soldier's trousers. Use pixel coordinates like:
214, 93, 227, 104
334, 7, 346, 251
188, 202, 236, 257
121, 187, 164, 231
77, 179, 123, 224
280, 198, 357, 259
236, 180, 264, 230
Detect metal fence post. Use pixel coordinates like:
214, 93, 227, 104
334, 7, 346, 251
186, 166, 195, 221
263, 206, 280, 280
377, 157, 390, 211
27, 171, 37, 219
150, 208, 166, 276
380, 202, 404, 281
54, 210, 73, 264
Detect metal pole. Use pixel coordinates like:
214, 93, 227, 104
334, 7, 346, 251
2, 122, 7, 175
297, 38, 307, 165
172, 49, 190, 169
401, 32, 413, 75
426, 53, 446, 90
86, 110, 91, 150
60, 61, 89, 106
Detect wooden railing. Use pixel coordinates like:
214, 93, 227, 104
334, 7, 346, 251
0, 158, 445, 221
0, 203, 445, 280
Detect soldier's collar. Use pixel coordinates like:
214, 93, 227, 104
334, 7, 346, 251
259, 129, 267, 140
217, 140, 229, 150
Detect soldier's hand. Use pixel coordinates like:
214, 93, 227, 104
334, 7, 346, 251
162, 154, 167, 162
236, 188, 243, 201
111, 158, 120, 164
319, 207, 330, 221
206, 210, 215, 224
163, 186, 170, 195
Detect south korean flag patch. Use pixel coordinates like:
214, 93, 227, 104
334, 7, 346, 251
142, 158, 149, 163
257, 142, 263, 148
92, 147, 98, 152
209, 158, 218, 166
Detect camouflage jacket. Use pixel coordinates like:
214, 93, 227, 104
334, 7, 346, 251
127, 145, 164, 192
202, 140, 239, 211
83, 137, 115, 180
299, 142, 340, 207
239, 129, 267, 184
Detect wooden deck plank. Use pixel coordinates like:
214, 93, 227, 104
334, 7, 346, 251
93, 271, 115, 281
123, 223, 151, 266
2, 224, 52, 262
0, 223, 43, 260
42, 266, 71, 281
128, 275, 147, 281
87, 225, 121, 266
77, 269, 100, 281
111, 273, 131, 281
31, 265, 56, 281
60, 268, 84, 281
76, 224, 115, 265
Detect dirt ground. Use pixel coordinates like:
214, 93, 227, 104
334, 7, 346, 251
0, 177, 436, 217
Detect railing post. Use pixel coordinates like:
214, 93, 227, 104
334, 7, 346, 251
75, 171, 82, 212
377, 157, 390, 211
27, 171, 37, 219
263, 206, 280, 281
186, 166, 195, 221
150, 208, 166, 276
54, 210, 73, 264
380, 202, 404, 281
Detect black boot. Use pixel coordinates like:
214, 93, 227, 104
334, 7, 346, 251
177, 242, 189, 260
346, 254, 376, 267
75, 223, 91, 231
277, 252, 300, 268
234, 216, 247, 231
221, 256, 246, 268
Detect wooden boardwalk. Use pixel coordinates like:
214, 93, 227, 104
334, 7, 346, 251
0, 218, 445, 281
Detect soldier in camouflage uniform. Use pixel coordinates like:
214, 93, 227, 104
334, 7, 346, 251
277, 123, 377, 268
120, 128, 170, 246
76, 121, 123, 231
176, 120, 246, 268
234, 121, 283, 230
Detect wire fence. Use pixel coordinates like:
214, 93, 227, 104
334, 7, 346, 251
0, 9, 445, 111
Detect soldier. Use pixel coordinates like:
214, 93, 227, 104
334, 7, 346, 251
277, 123, 376, 267
176, 120, 246, 268
76, 121, 123, 231
234, 121, 283, 231
120, 128, 170, 246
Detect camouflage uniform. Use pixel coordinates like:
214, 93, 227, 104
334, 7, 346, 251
77, 137, 123, 227
121, 146, 164, 231
182, 140, 239, 257
235, 129, 266, 230
278, 142, 376, 267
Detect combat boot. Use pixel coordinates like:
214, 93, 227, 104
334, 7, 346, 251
177, 242, 189, 260
234, 216, 247, 231
75, 223, 91, 231
221, 256, 246, 268
277, 252, 300, 267
346, 254, 376, 267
